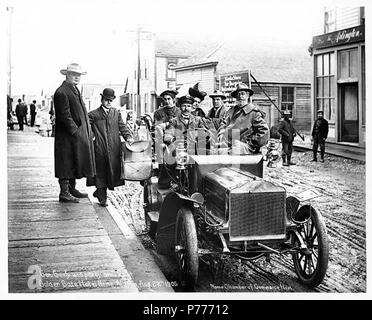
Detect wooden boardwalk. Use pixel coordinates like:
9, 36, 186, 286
8, 129, 139, 293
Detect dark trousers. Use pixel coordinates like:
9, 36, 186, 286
313, 135, 326, 159
31, 113, 36, 126
17, 116, 24, 130
281, 141, 293, 157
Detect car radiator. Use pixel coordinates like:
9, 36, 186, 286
204, 167, 286, 241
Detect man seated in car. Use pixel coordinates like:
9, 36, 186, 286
155, 94, 211, 188
217, 83, 269, 155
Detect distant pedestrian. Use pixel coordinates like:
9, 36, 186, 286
30, 100, 37, 127
311, 110, 329, 163
278, 110, 296, 166
15, 99, 27, 131
189, 83, 207, 118
87, 88, 134, 206
53, 63, 96, 203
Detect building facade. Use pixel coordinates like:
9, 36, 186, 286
311, 7, 365, 147
220, 71, 311, 131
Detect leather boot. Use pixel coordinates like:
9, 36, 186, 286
287, 155, 296, 165
69, 179, 88, 198
282, 155, 289, 166
93, 188, 107, 207
59, 179, 79, 203
310, 151, 317, 162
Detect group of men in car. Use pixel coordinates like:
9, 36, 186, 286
153, 82, 270, 188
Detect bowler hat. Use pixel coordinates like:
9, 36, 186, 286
189, 83, 207, 101
60, 63, 87, 75
100, 88, 116, 101
230, 83, 254, 98
178, 95, 194, 106
160, 89, 178, 99
317, 109, 324, 114
209, 90, 226, 100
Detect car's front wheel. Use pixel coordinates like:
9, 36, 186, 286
292, 205, 329, 287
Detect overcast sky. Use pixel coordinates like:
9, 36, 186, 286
3, 0, 367, 96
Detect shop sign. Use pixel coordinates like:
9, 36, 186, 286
220, 72, 249, 92
313, 25, 365, 49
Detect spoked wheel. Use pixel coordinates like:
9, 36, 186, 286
292, 205, 329, 287
175, 207, 199, 291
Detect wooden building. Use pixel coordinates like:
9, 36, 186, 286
174, 38, 312, 131
311, 7, 365, 149
220, 71, 311, 131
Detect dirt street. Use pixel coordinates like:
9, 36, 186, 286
108, 150, 366, 293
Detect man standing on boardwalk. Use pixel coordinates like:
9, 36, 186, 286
15, 99, 27, 131
30, 100, 37, 127
88, 88, 133, 207
311, 110, 329, 163
53, 63, 96, 203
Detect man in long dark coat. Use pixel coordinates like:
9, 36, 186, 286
53, 63, 96, 203
88, 88, 134, 206
30, 100, 37, 127
15, 99, 27, 131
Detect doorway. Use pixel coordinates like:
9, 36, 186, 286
340, 83, 358, 142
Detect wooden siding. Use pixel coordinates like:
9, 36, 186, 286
294, 86, 312, 131
251, 84, 311, 131
336, 7, 361, 30
176, 66, 216, 94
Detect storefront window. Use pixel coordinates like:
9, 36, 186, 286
350, 50, 358, 78
339, 48, 358, 80
315, 53, 336, 123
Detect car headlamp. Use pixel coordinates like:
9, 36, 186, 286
175, 143, 188, 170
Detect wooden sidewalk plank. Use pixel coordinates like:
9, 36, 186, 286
8, 131, 139, 293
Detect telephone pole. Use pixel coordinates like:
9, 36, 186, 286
137, 27, 141, 118
7, 6, 13, 98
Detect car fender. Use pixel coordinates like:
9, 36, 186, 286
156, 192, 198, 255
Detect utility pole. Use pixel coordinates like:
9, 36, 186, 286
136, 27, 141, 118
7, 6, 13, 98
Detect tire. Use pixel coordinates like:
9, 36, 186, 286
175, 207, 199, 291
292, 205, 329, 287
143, 180, 151, 214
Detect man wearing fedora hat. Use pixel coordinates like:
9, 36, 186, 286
278, 109, 297, 166
311, 110, 329, 163
189, 83, 207, 118
53, 63, 95, 203
217, 83, 269, 155
207, 90, 228, 120
154, 89, 180, 124
87, 88, 134, 206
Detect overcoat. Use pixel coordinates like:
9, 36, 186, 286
312, 118, 329, 139
154, 105, 181, 124
218, 103, 269, 153
87, 107, 132, 190
278, 118, 296, 142
53, 81, 95, 179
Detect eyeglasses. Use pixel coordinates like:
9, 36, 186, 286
104, 99, 113, 103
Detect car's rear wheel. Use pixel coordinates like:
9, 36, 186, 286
292, 205, 329, 287
175, 206, 199, 291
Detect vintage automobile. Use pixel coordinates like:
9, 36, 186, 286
124, 121, 329, 291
